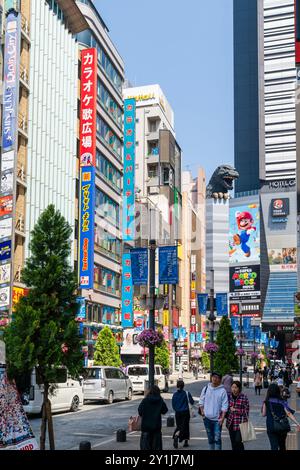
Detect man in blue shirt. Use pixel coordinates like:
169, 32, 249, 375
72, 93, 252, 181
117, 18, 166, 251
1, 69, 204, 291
172, 380, 194, 448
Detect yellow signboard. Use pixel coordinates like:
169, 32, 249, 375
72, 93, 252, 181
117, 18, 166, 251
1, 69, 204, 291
163, 310, 169, 327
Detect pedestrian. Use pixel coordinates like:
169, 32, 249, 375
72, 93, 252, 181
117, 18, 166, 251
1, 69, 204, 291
254, 369, 263, 395
297, 364, 300, 379
262, 383, 300, 451
172, 380, 194, 448
277, 379, 290, 402
138, 385, 168, 451
222, 371, 233, 395
283, 368, 290, 388
199, 372, 228, 451
178, 362, 183, 379
226, 380, 250, 451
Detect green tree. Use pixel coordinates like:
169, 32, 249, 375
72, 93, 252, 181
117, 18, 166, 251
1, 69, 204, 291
93, 326, 121, 367
201, 351, 210, 371
214, 316, 238, 376
4, 205, 83, 450
155, 340, 170, 372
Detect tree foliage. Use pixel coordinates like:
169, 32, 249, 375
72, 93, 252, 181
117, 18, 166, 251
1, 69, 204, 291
155, 339, 170, 371
214, 316, 238, 376
93, 326, 121, 367
4, 205, 83, 449
201, 351, 210, 370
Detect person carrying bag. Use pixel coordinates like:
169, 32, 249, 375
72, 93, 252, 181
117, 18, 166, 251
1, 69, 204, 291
226, 380, 253, 450
262, 383, 300, 451
172, 380, 194, 448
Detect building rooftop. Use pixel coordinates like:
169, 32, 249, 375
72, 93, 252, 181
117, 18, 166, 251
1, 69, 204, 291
57, 0, 89, 34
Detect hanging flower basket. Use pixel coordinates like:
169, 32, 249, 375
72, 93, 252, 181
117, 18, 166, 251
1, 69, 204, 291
136, 329, 164, 348
204, 342, 219, 353
235, 348, 246, 356
250, 352, 259, 359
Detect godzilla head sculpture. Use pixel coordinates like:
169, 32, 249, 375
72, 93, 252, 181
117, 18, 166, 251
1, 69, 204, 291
206, 164, 239, 199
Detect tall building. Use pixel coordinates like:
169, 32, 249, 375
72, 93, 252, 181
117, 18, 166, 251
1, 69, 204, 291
76, 0, 125, 360
122, 85, 183, 368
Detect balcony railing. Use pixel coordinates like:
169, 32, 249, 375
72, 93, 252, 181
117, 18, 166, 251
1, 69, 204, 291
15, 211, 25, 234
20, 63, 29, 86
21, 13, 30, 37
18, 113, 28, 134
17, 164, 26, 184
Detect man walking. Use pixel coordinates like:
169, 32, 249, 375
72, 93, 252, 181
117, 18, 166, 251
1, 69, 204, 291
199, 372, 228, 450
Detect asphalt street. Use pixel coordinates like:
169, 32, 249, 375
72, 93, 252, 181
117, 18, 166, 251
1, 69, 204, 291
28, 377, 300, 450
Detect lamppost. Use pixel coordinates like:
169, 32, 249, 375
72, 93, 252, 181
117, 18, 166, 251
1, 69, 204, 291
239, 302, 243, 385
207, 269, 216, 374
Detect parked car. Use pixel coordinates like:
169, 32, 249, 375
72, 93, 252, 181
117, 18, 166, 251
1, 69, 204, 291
82, 366, 133, 404
126, 364, 168, 394
21, 367, 84, 415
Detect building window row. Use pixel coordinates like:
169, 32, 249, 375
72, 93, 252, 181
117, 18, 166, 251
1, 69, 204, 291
91, 35, 123, 93
95, 225, 121, 261
97, 79, 122, 128
96, 150, 122, 192
85, 303, 120, 325
96, 114, 122, 160
46, 0, 65, 22
95, 188, 120, 227
94, 264, 120, 296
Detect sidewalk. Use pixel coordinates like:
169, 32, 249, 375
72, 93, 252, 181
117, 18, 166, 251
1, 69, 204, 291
91, 378, 300, 451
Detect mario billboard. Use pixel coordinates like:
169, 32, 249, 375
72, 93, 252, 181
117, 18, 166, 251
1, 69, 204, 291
229, 202, 260, 265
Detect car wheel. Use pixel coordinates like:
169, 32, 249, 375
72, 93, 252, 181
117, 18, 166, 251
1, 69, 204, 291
70, 395, 80, 412
126, 388, 132, 401
107, 391, 114, 404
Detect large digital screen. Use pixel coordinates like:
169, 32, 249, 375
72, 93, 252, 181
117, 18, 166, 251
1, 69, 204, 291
229, 202, 260, 265
229, 265, 260, 301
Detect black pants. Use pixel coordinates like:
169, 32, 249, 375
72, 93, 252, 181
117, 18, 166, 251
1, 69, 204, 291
140, 431, 163, 450
255, 386, 262, 395
229, 429, 244, 451
174, 410, 190, 442
267, 431, 287, 451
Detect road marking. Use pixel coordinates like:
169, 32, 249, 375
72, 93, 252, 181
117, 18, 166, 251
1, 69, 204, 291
70, 431, 139, 450
72, 433, 108, 438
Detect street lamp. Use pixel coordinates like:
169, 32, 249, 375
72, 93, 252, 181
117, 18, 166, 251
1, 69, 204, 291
207, 269, 216, 374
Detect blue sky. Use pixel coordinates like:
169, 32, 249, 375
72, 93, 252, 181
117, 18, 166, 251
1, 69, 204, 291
94, 0, 234, 181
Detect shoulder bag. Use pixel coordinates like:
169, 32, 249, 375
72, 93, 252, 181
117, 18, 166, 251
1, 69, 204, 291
239, 421, 257, 442
128, 415, 141, 432
269, 402, 291, 433
186, 391, 197, 418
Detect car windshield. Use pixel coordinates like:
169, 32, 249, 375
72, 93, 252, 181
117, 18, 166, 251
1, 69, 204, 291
83, 368, 102, 380
127, 367, 148, 376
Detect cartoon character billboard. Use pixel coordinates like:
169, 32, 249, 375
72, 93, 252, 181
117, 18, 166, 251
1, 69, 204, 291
229, 202, 260, 265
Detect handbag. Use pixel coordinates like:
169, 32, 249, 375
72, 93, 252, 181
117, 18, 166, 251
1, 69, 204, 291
186, 390, 197, 418
239, 420, 257, 442
128, 415, 141, 432
269, 403, 291, 433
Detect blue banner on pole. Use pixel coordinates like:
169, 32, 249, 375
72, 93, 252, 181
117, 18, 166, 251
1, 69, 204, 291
121, 253, 134, 328
231, 317, 239, 332
197, 294, 208, 314
173, 328, 179, 340
216, 293, 228, 316
158, 246, 178, 284
179, 327, 187, 340
190, 333, 196, 343
196, 332, 203, 343
76, 297, 86, 322
255, 328, 261, 342
130, 248, 148, 285
79, 167, 95, 289
261, 333, 268, 344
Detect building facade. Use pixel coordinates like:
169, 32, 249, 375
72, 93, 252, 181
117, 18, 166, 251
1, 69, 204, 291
76, 0, 125, 359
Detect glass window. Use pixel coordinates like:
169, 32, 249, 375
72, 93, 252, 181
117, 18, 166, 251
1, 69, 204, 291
94, 264, 120, 295
96, 150, 122, 191
83, 368, 102, 380
96, 115, 122, 159
117, 370, 125, 379
95, 188, 120, 226
91, 35, 122, 93
127, 366, 148, 376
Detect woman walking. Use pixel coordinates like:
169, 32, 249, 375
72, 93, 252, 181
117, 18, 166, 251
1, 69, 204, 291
138, 385, 168, 450
254, 369, 263, 396
172, 380, 194, 448
262, 383, 300, 451
226, 381, 249, 451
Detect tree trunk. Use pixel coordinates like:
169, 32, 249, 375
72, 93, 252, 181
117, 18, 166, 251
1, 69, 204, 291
40, 384, 48, 450
46, 399, 55, 450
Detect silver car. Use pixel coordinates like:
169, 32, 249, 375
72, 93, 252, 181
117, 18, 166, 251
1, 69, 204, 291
82, 366, 133, 404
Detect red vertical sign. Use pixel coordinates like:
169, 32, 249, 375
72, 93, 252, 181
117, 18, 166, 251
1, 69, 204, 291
80, 48, 97, 167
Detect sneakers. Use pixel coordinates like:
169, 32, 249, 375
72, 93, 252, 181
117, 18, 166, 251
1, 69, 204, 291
173, 435, 179, 449
183, 440, 189, 448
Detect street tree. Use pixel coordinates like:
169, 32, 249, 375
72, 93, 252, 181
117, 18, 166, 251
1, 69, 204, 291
201, 351, 210, 372
4, 205, 83, 450
214, 316, 238, 376
93, 326, 121, 367
155, 339, 170, 372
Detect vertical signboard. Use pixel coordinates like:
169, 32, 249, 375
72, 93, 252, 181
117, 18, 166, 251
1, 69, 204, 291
121, 254, 134, 328
122, 99, 136, 242
130, 248, 148, 285
158, 246, 178, 284
0, 10, 21, 316
78, 48, 97, 289
216, 293, 228, 317
79, 167, 95, 289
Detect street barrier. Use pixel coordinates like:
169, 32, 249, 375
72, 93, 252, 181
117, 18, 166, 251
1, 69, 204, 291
116, 429, 126, 442
79, 441, 91, 450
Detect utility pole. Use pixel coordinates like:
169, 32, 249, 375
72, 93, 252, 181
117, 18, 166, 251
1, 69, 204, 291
148, 238, 156, 389
239, 302, 243, 386
208, 269, 216, 374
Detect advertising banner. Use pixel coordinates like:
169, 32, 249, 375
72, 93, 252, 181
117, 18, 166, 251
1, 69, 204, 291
179, 327, 187, 340
1, 172, 13, 194
271, 198, 289, 221
0, 195, 13, 217
0, 240, 11, 262
268, 248, 297, 272
229, 202, 260, 265
173, 328, 179, 340
121, 328, 143, 355
12, 287, 29, 312
0, 286, 10, 309
79, 49, 97, 167
158, 246, 178, 284
190, 333, 196, 343
294, 292, 300, 316
122, 99, 136, 242
230, 301, 261, 317
197, 293, 208, 314
76, 297, 86, 322
229, 265, 260, 301
1, 150, 14, 172
163, 310, 169, 327
216, 293, 228, 316
78, 167, 95, 289
196, 332, 203, 343
0, 263, 10, 285
130, 248, 148, 285
121, 254, 134, 328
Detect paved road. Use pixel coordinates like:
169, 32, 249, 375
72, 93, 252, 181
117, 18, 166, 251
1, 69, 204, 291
28, 377, 300, 450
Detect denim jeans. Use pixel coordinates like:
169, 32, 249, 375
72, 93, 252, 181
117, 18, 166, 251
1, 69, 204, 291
203, 417, 222, 450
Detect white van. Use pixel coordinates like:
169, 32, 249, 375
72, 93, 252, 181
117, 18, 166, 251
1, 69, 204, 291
21, 368, 84, 415
82, 366, 133, 403
126, 364, 168, 394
